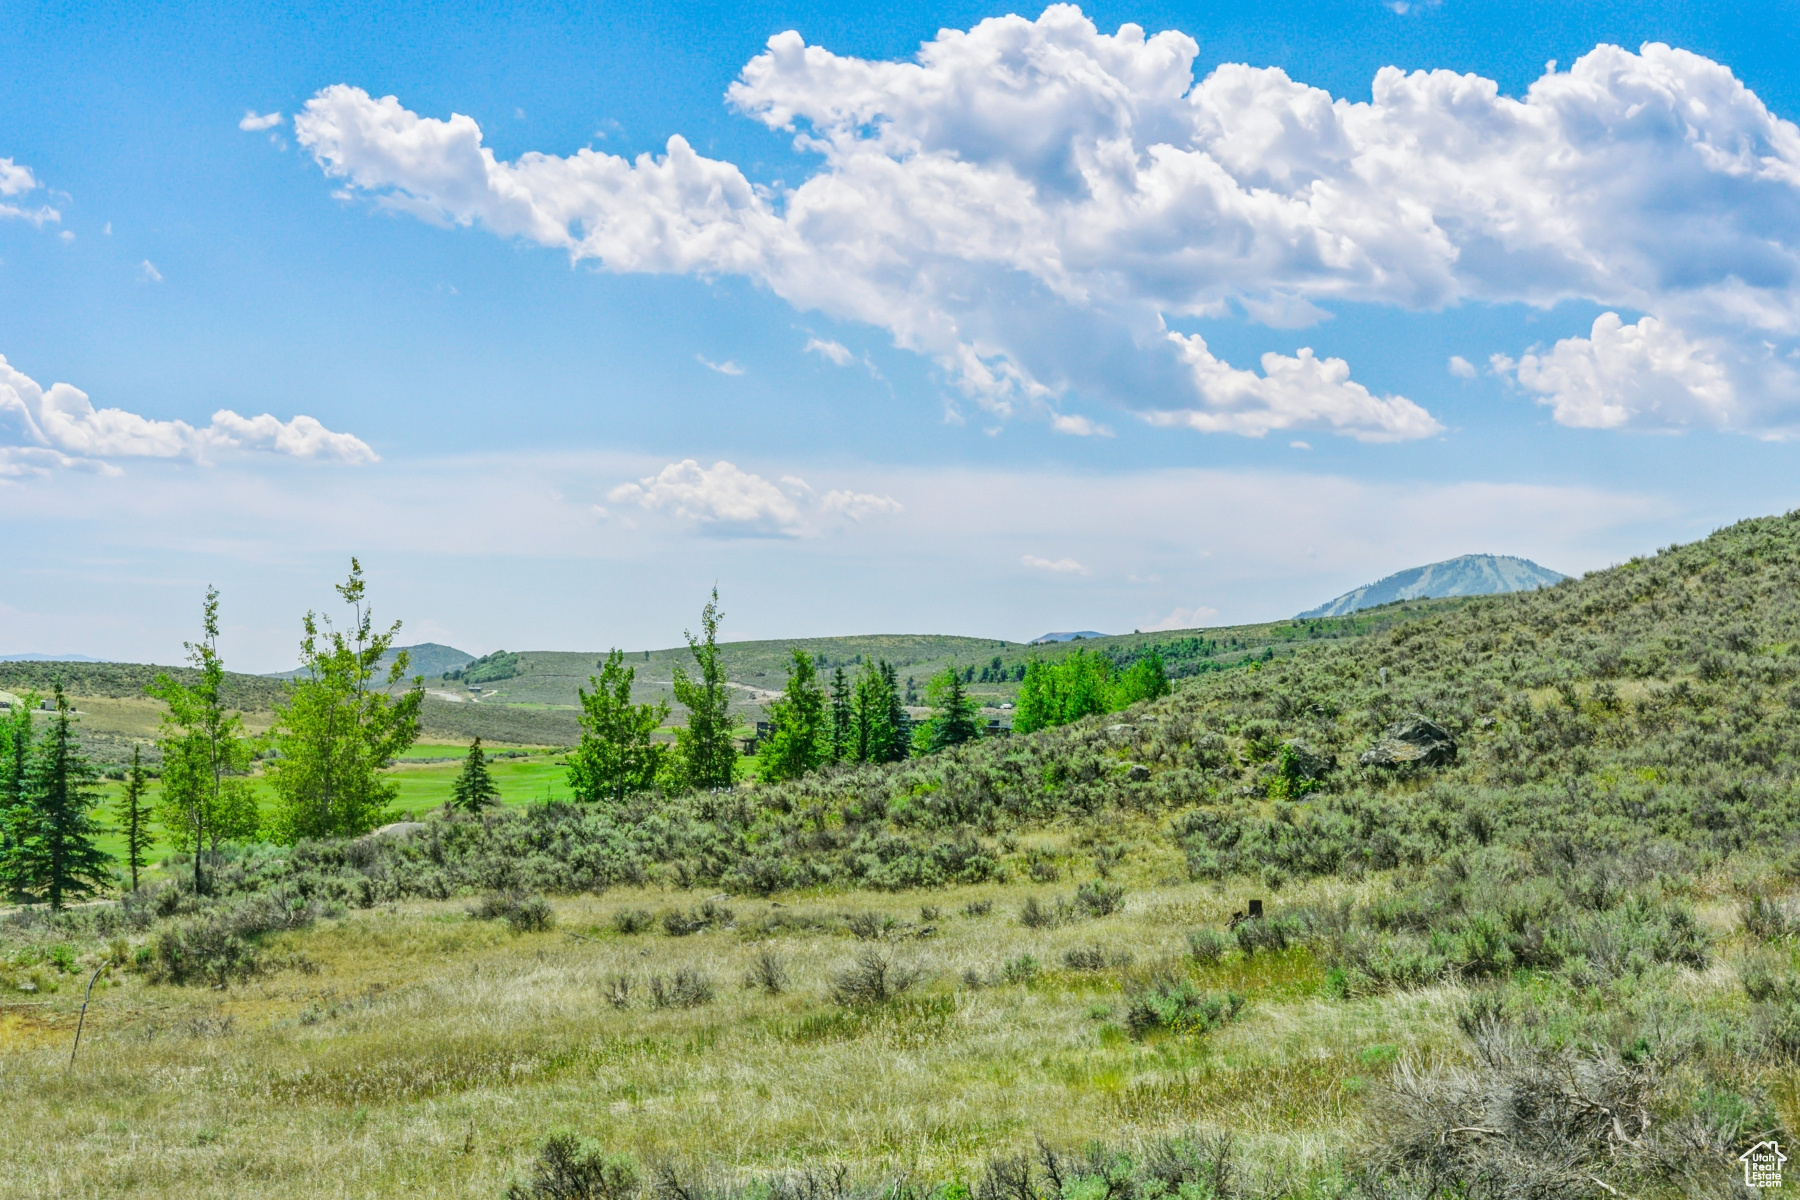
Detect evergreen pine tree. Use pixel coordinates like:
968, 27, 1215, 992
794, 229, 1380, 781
828, 666, 852, 764
0, 694, 36, 858
882, 660, 910, 762
925, 666, 981, 751
850, 661, 887, 763
116, 744, 155, 891
450, 737, 502, 813
3, 685, 112, 910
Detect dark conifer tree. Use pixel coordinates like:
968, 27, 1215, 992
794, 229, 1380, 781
451, 737, 502, 813
0, 695, 35, 858
3, 685, 112, 910
926, 667, 980, 751
828, 666, 852, 763
116, 745, 155, 891
881, 660, 910, 762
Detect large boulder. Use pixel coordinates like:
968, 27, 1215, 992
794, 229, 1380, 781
1359, 718, 1457, 768
364, 820, 429, 841
1280, 740, 1334, 781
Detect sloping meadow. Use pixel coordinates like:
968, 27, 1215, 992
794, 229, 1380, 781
12, 511, 1800, 1196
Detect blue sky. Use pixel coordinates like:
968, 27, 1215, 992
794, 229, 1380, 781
4, 0, 1800, 671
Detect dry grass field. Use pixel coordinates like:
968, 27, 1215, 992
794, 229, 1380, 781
0, 835, 1765, 1200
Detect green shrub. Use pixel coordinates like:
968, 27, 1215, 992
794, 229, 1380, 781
1124, 980, 1245, 1039
506, 1133, 637, 1200
1074, 880, 1125, 917
1063, 945, 1133, 971
648, 969, 714, 1009
829, 950, 924, 1005
745, 949, 788, 995
1001, 954, 1040, 985
611, 909, 654, 935
470, 891, 554, 933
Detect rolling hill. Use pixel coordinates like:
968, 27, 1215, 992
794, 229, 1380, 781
8, 510, 1799, 1196
1297, 552, 1563, 617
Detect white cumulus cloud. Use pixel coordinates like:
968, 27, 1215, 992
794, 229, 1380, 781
1145, 604, 1218, 631
239, 111, 284, 131
1493, 313, 1745, 431
0, 157, 60, 227
1448, 355, 1477, 379
294, 8, 1800, 437
1022, 554, 1091, 575
0, 354, 377, 474
1147, 332, 1440, 440
607, 459, 901, 537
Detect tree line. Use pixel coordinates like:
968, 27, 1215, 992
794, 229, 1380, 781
0, 569, 1173, 908
0, 561, 422, 908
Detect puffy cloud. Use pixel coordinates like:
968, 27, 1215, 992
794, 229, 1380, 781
1022, 554, 1090, 574
1145, 332, 1440, 440
0, 354, 377, 473
0, 157, 59, 227
820, 488, 904, 519
607, 459, 901, 537
239, 111, 284, 131
296, 7, 1800, 437
804, 337, 854, 366
0, 159, 37, 196
1145, 604, 1218, 631
1448, 355, 1477, 379
1493, 313, 1745, 431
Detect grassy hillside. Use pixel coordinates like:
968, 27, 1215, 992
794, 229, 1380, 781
11, 605, 1449, 770
424, 605, 1454, 711
9, 516, 1800, 1197
0, 659, 289, 710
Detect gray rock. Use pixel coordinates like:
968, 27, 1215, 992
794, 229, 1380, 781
1279, 740, 1334, 780
365, 821, 429, 840
1125, 763, 1150, 782
1359, 718, 1457, 768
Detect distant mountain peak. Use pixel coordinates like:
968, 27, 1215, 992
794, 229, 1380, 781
263, 642, 475, 680
0, 653, 103, 663
1299, 554, 1564, 619
1030, 631, 1107, 645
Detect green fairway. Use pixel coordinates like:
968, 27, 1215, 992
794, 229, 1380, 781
82, 749, 572, 869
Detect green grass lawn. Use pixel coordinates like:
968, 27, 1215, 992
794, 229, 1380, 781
84, 749, 572, 865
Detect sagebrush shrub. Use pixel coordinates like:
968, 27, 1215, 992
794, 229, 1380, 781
1001, 955, 1039, 985
1062, 945, 1132, 971
506, 1133, 638, 1200
1742, 893, 1796, 942
1074, 880, 1125, 917
1125, 980, 1244, 1039
470, 891, 553, 933
1185, 929, 1229, 964
829, 950, 924, 1005
611, 909, 653, 935
745, 948, 789, 995
648, 969, 715, 1009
